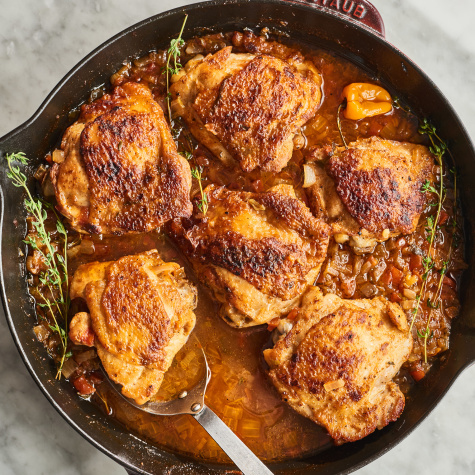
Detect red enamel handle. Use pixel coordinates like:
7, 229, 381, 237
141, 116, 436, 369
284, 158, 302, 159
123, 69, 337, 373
284, 0, 385, 37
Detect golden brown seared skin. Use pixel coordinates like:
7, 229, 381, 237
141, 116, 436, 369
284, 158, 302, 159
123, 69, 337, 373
68, 250, 197, 404
170, 46, 322, 173
306, 137, 435, 250
264, 287, 412, 444
51, 82, 192, 235
170, 184, 330, 327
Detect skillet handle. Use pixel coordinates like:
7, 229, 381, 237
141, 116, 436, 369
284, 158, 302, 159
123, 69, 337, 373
193, 405, 274, 475
282, 0, 385, 37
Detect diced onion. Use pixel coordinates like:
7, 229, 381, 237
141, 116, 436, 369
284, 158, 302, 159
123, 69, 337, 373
325, 265, 339, 277
361, 257, 377, 275
42, 177, 56, 197
240, 419, 261, 438
403, 288, 417, 300
133, 55, 152, 67
324, 379, 345, 392
61, 357, 78, 379
179, 351, 195, 369
293, 132, 306, 150
401, 299, 416, 310
80, 239, 95, 255
372, 261, 387, 283
223, 417, 238, 432
312, 115, 329, 133
248, 198, 265, 211
185, 53, 204, 68
33, 324, 49, 342
302, 164, 317, 188
26, 255, 41, 275
334, 233, 350, 244
150, 262, 180, 274
196, 438, 207, 451
74, 349, 96, 365
67, 245, 81, 260
277, 320, 293, 335
283, 431, 299, 448
174, 416, 193, 435
52, 149, 65, 164
34, 164, 47, 181
223, 405, 243, 420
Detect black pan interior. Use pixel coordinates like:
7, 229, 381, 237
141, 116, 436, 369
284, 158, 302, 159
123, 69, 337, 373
1, 1, 475, 474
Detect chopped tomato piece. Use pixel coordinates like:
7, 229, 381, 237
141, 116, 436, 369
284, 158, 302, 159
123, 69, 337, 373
411, 369, 425, 382
73, 375, 96, 396
287, 308, 299, 321
410, 254, 423, 271
438, 211, 449, 226
443, 275, 457, 290
267, 318, 280, 331
441, 286, 456, 302
379, 269, 393, 287
389, 292, 402, 303
389, 265, 404, 287
89, 371, 104, 385
368, 256, 378, 267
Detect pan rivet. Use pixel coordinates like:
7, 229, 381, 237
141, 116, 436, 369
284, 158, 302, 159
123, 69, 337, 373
191, 403, 202, 412
178, 391, 188, 399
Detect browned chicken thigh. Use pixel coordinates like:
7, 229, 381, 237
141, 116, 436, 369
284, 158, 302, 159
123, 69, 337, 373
51, 82, 192, 235
264, 286, 412, 444
305, 137, 435, 250
170, 46, 322, 173
170, 184, 330, 327
68, 250, 197, 404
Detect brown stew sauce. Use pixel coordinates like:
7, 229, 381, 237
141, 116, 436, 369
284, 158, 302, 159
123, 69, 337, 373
28, 30, 464, 464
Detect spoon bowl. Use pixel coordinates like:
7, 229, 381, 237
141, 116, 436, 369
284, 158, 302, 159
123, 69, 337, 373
103, 346, 274, 475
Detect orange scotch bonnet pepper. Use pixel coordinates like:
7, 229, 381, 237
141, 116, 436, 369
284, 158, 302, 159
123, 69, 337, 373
343, 83, 392, 120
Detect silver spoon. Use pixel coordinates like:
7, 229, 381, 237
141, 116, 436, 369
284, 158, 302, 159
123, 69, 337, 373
105, 347, 274, 475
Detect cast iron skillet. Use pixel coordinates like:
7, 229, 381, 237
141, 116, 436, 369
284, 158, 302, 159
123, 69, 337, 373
1, 1, 474, 474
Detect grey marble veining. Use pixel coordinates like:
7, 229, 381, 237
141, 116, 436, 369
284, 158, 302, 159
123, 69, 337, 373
0, 1, 474, 474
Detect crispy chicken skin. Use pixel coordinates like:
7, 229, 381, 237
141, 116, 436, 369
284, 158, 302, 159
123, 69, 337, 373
51, 82, 192, 235
68, 250, 197, 404
170, 184, 330, 327
170, 46, 322, 173
306, 137, 435, 249
264, 287, 412, 444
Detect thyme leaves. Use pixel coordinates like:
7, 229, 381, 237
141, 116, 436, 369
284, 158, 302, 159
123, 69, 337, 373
164, 14, 188, 124
191, 166, 208, 215
5, 152, 70, 378
410, 120, 457, 363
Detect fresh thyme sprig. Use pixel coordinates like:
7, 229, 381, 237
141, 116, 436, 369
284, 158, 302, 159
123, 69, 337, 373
164, 14, 188, 124
409, 119, 450, 362
393, 96, 412, 114
191, 166, 208, 214
419, 168, 458, 363
5, 152, 70, 378
337, 101, 348, 149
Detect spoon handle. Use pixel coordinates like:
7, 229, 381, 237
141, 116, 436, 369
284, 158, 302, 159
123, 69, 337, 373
193, 405, 274, 475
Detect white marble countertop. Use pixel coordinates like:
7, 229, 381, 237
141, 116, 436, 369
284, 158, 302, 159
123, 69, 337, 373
1, 0, 474, 474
